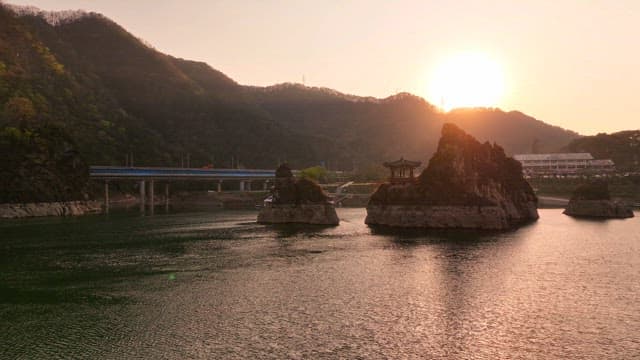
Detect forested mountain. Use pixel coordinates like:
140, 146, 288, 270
563, 130, 640, 171
247, 84, 581, 163
246, 85, 444, 165
0, 3, 582, 202
445, 108, 579, 154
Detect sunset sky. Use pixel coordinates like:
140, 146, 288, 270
9, 0, 640, 135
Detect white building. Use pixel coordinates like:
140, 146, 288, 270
513, 153, 615, 175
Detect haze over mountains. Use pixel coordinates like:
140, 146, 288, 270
0, 4, 593, 200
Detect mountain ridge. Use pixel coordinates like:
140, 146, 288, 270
1, 3, 586, 202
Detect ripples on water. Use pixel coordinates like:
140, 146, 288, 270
1, 208, 639, 359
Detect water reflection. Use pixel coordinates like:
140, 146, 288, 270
0, 208, 638, 359
263, 223, 337, 239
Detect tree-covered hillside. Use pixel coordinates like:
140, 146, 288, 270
0, 3, 584, 203
445, 108, 579, 154
563, 130, 640, 171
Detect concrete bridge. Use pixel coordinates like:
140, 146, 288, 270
90, 166, 277, 213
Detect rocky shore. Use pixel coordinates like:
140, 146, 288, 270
365, 204, 532, 229
366, 124, 539, 230
563, 181, 634, 218
258, 164, 339, 225
0, 201, 102, 219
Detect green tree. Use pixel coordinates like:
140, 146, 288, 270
299, 166, 327, 182
3, 97, 36, 126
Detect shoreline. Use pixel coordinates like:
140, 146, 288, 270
1, 193, 628, 220
0, 201, 103, 219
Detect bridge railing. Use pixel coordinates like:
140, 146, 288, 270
89, 166, 276, 180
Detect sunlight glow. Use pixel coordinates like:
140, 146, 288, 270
427, 53, 505, 111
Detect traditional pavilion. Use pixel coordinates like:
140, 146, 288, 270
383, 157, 422, 183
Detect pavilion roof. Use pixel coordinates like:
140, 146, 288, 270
383, 157, 422, 168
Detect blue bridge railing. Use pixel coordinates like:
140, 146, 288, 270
90, 166, 276, 180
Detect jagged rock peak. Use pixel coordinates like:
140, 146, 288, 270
414, 122, 533, 206
366, 123, 539, 230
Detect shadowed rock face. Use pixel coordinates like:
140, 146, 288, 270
366, 123, 539, 230
563, 181, 634, 218
567, 181, 611, 201
271, 164, 330, 205
258, 164, 338, 225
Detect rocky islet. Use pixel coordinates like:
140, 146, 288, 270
563, 181, 634, 218
257, 164, 339, 225
366, 123, 539, 230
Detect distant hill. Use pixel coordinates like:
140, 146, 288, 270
247, 84, 581, 163
563, 130, 640, 171
246, 85, 444, 166
445, 108, 580, 154
0, 3, 583, 202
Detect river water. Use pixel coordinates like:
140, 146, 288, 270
1, 208, 639, 359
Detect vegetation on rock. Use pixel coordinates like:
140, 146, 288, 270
569, 181, 611, 201
272, 164, 330, 205
299, 166, 327, 182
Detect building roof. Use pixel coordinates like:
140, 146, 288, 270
383, 157, 422, 168
513, 153, 594, 161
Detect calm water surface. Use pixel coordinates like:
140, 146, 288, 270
1, 208, 639, 359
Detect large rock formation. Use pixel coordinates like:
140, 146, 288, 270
563, 181, 634, 218
257, 164, 339, 225
366, 124, 539, 230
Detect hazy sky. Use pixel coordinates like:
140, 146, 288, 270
9, 0, 640, 135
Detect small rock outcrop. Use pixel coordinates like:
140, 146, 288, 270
257, 164, 339, 225
365, 123, 539, 230
563, 181, 634, 218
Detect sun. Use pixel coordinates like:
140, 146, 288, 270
427, 52, 505, 111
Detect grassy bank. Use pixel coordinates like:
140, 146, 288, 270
528, 176, 640, 202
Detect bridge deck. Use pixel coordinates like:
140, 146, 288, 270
90, 166, 275, 180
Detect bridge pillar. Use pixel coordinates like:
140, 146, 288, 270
165, 183, 170, 210
139, 180, 145, 212
239, 180, 245, 192
263, 180, 269, 191
104, 180, 109, 214
217, 181, 222, 193
149, 180, 155, 214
